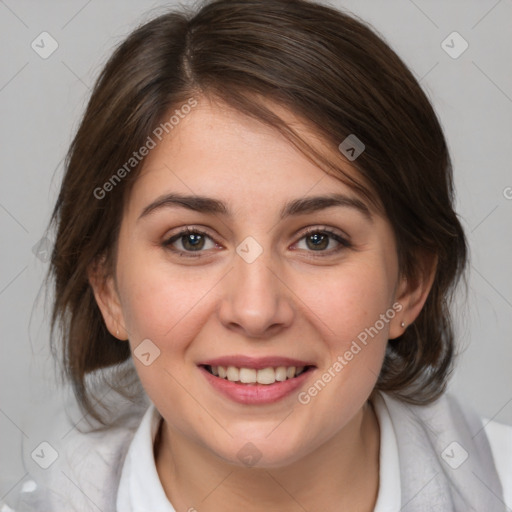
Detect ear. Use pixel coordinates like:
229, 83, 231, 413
87, 256, 129, 340
388, 251, 437, 340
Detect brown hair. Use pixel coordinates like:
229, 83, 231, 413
47, 0, 467, 424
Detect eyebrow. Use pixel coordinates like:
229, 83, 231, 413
138, 192, 372, 222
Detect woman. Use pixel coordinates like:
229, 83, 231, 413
9, 0, 511, 510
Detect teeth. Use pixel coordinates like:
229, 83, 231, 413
286, 366, 296, 379
239, 368, 257, 383
275, 366, 288, 382
257, 367, 277, 384
226, 366, 239, 382
208, 365, 307, 385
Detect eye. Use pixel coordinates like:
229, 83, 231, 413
293, 227, 351, 256
162, 227, 219, 257
162, 226, 351, 259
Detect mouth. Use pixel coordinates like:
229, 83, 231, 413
200, 364, 314, 385
197, 357, 316, 405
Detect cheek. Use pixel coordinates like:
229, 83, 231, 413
116, 242, 223, 357
290, 264, 392, 435
296, 259, 395, 347
116, 256, 215, 403
119, 267, 206, 339
292, 259, 394, 411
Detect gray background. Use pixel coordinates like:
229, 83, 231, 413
1, 0, 511, 502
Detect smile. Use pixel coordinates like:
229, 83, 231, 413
198, 357, 316, 405
204, 365, 310, 384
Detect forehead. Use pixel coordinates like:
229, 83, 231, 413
126, 97, 372, 218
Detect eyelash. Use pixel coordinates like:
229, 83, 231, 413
162, 226, 351, 259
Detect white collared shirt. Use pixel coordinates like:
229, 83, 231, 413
4, 393, 510, 511
116, 394, 512, 511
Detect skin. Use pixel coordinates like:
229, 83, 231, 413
90, 96, 435, 512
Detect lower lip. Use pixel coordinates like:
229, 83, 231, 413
199, 366, 314, 405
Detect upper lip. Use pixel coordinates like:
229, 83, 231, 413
199, 355, 316, 370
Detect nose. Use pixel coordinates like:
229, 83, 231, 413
217, 247, 295, 339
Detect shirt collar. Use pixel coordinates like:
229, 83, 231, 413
116, 403, 174, 512
372, 391, 402, 512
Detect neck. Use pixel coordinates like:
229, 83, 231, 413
155, 400, 380, 512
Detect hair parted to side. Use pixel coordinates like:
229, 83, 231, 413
48, 0, 467, 425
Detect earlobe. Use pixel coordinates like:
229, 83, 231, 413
389, 252, 437, 340
87, 259, 129, 340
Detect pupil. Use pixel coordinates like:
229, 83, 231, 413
307, 233, 328, 250
184, 233, 204, 250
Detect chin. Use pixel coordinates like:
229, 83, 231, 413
209, 431, 310, 469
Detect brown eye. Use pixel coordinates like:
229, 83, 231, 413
305, 232, 330, 250
178, 232, 206, 251
295, 228, 351, 255
162, 228, 217, 257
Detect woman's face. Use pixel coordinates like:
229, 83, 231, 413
102, 97, 408, 467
